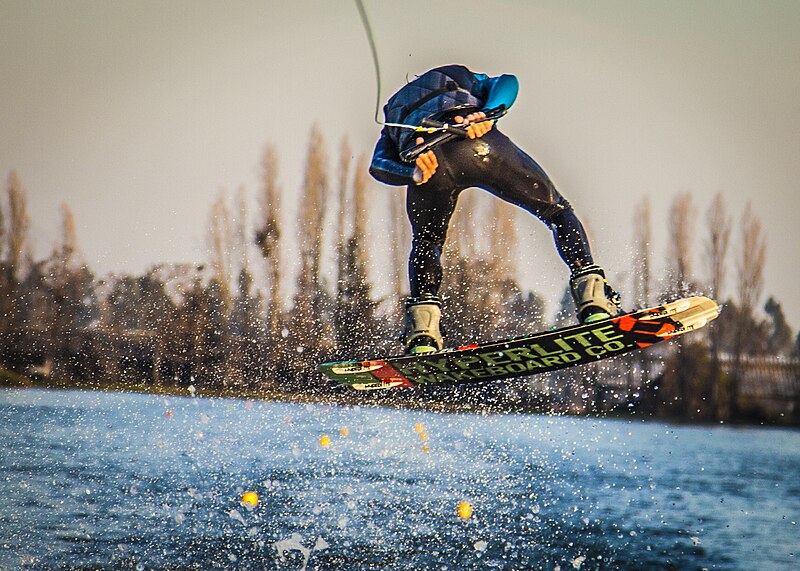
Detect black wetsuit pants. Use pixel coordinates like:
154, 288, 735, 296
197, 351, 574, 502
406, 128, 594, 298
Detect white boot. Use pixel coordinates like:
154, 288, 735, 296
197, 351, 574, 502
570, 266, 621, 323
403, 297, 443, 355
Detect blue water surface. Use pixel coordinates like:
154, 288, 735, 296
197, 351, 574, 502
0, 387, 797, 570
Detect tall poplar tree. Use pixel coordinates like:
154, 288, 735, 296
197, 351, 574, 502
704, 192, 732, 419
665, 192, 697, 416
2, 172, 30, 335
289, 125, 332, 377
256, 144, 283, 340
730, 202, 767, 419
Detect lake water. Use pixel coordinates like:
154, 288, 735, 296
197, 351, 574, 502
0, 387, 797, 570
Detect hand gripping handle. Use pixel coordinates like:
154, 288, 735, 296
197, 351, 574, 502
399, 106, 507, 163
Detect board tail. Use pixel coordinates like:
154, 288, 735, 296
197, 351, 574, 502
658, 299, 720, 337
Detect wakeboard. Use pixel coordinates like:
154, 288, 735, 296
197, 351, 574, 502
319, 295, 719, 391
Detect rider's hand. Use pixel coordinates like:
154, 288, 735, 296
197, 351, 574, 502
454, 111, 494, 139
413, 139, 438, 185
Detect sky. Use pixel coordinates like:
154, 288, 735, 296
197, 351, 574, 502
2, 0, 799, 330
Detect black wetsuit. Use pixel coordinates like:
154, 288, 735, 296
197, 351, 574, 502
369, 65, 595, 299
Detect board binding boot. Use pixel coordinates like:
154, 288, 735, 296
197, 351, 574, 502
570, 265, 621, 324
403, 296, 444, 355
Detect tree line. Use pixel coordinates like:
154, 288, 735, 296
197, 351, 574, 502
1, 127, 798, 424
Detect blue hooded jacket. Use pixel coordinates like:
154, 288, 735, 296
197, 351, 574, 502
369, 64, 518, 186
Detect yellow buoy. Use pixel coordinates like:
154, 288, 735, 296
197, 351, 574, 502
421, 444, 430, 453
319, 434, 331, 448
241, 491, 259, 507
419, 431, 429, 442
414, 423, 425, 434
339, 427, 349, 437
457, 501, 473, 519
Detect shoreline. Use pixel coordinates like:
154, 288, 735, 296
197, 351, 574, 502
3, 368, 797, 429
0, 369, 536, 417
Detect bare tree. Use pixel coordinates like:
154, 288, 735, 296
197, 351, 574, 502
452, 190, 479, 260
730, 201, 767, 419
44, 204, 96, 380
208, 192, 234, 315
302, 125, 328, 292
441, 192, 479, 343
234, 186, 250, 274
256, 144, 283, 339
289, 125, 332, 377
705, 193, 732, 302
441, 193, 524, 344
229, 187, 264, 385
736, 202, 767, 328
334, 153, 380, 358
336, 136, 352, 262
334, 137, 354, 352
1, 172, 30, 335
484, 198, 521, 338
630, 196, 654, 400
632, 196, 652, 308
488, 199, 518, 286
59, 203, 79, 265
207, 192, 236, 384
6, 172, 29, 282
704, 192, 732, 419
665, 192, 696, 416
352, 156, 370, 272
667, 192, 695, 297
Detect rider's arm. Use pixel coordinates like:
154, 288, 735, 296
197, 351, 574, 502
369, 128, 416, 186
472, 73, 519, 112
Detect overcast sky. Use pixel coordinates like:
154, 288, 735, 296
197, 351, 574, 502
2, 0, 799, 330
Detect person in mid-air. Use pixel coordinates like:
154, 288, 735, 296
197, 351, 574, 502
369, 64, 620, 355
